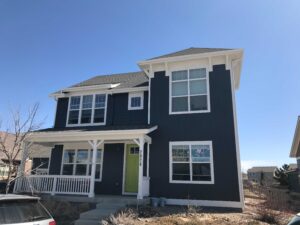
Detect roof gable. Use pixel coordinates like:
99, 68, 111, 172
149, 47, 232, 60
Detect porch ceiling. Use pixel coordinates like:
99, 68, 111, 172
25, 126, 158, 143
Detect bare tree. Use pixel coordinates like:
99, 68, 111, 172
0, 103, 41, 193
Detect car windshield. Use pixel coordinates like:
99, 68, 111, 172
0, 200, 51, 224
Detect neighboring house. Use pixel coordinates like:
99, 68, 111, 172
247, 166, 277, 185
289, 116, 300, 192
0, 132, 21, 180
289, 163, 298, 171
14, 47, 244, 209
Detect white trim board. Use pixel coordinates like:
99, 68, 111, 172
290, 117, 300, 157
51, 86, 148, 99
166, 199, 243, 209
229, 63, 245, 209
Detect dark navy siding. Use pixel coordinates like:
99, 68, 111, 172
49, 145, 63, 175
54, 92, 148, 128
109, 92, 148, 126
54, 98, 69, 128
149, 65, 240, 202
94, 143, 124, 195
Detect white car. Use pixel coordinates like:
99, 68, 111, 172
0, 194, 55, 225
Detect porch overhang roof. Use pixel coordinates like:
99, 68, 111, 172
25, 126, 158, 143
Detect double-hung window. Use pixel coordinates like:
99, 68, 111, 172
170, 68, 210, 114
61, 149, 103, 181
170, 141, 214, 184
67, 94, 107, 126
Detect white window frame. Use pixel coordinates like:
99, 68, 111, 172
169, 66, 211, 115
60, 148, 104, 181
66, 93, 108, 127
169, 141, 214, 184
128, 92, 144, 110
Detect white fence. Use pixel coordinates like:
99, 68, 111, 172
14, 175, 92, 196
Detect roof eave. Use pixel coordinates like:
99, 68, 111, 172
138, 49, 244, 90
138, 49, 243, 65
49, 86, 149, 99
290, 117, 300, 158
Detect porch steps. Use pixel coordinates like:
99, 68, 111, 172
75, 197, 148, 225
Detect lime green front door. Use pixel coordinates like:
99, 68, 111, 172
124, 144, 139, 193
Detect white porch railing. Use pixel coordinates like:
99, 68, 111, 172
14, 175, 92, 196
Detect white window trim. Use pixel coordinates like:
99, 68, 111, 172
66, 93, 108, 127
169, 66, 211, 115
60, 148, 104, 182
128, 92, 144, 110
169, 141, 214, 184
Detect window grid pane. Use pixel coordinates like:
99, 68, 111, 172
70, 96, 80, 110
95, 94, 106, 108
172, 70, 188, 81
131, 97, 141, 108
82, 95, 93, 109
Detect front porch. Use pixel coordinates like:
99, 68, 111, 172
14, 126, 157, 199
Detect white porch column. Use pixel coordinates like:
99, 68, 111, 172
18, 141, 32, 176
135, 137, 145, 200
88, 140, 103, 198
147, 142, 150, 177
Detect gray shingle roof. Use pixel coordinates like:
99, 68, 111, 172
35, 124, 155, 132
149, 47, 232, 60
70, 71, 148, 89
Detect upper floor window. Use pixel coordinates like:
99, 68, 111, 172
170, 68, 210, 114
128, 92, 144, 110
67, 94, 107, 126
169, 141, 214, 184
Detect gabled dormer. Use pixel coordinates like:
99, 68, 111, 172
50, 71, 149, 128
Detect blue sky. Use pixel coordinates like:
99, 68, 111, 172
0, 0, 299, 171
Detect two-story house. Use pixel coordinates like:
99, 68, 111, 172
14, 47, 244, 209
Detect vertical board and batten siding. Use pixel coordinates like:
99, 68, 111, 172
53, 92, 148, 128
49, 145, 63, 175
149, 64, 240, 202
94, 143, 124, 195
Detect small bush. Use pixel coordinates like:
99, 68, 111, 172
101, 209, 138, 225
255, 207, 280, 224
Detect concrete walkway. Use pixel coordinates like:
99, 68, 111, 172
74, 196, 148, 225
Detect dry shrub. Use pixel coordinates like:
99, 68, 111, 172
254, 204, 284, 225
137, 206, 160, 218
101, 208, 139, 225
186, 205, 202, 215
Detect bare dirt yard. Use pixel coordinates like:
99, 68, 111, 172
101, 186, 296, 225
43, 184, 297, 225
